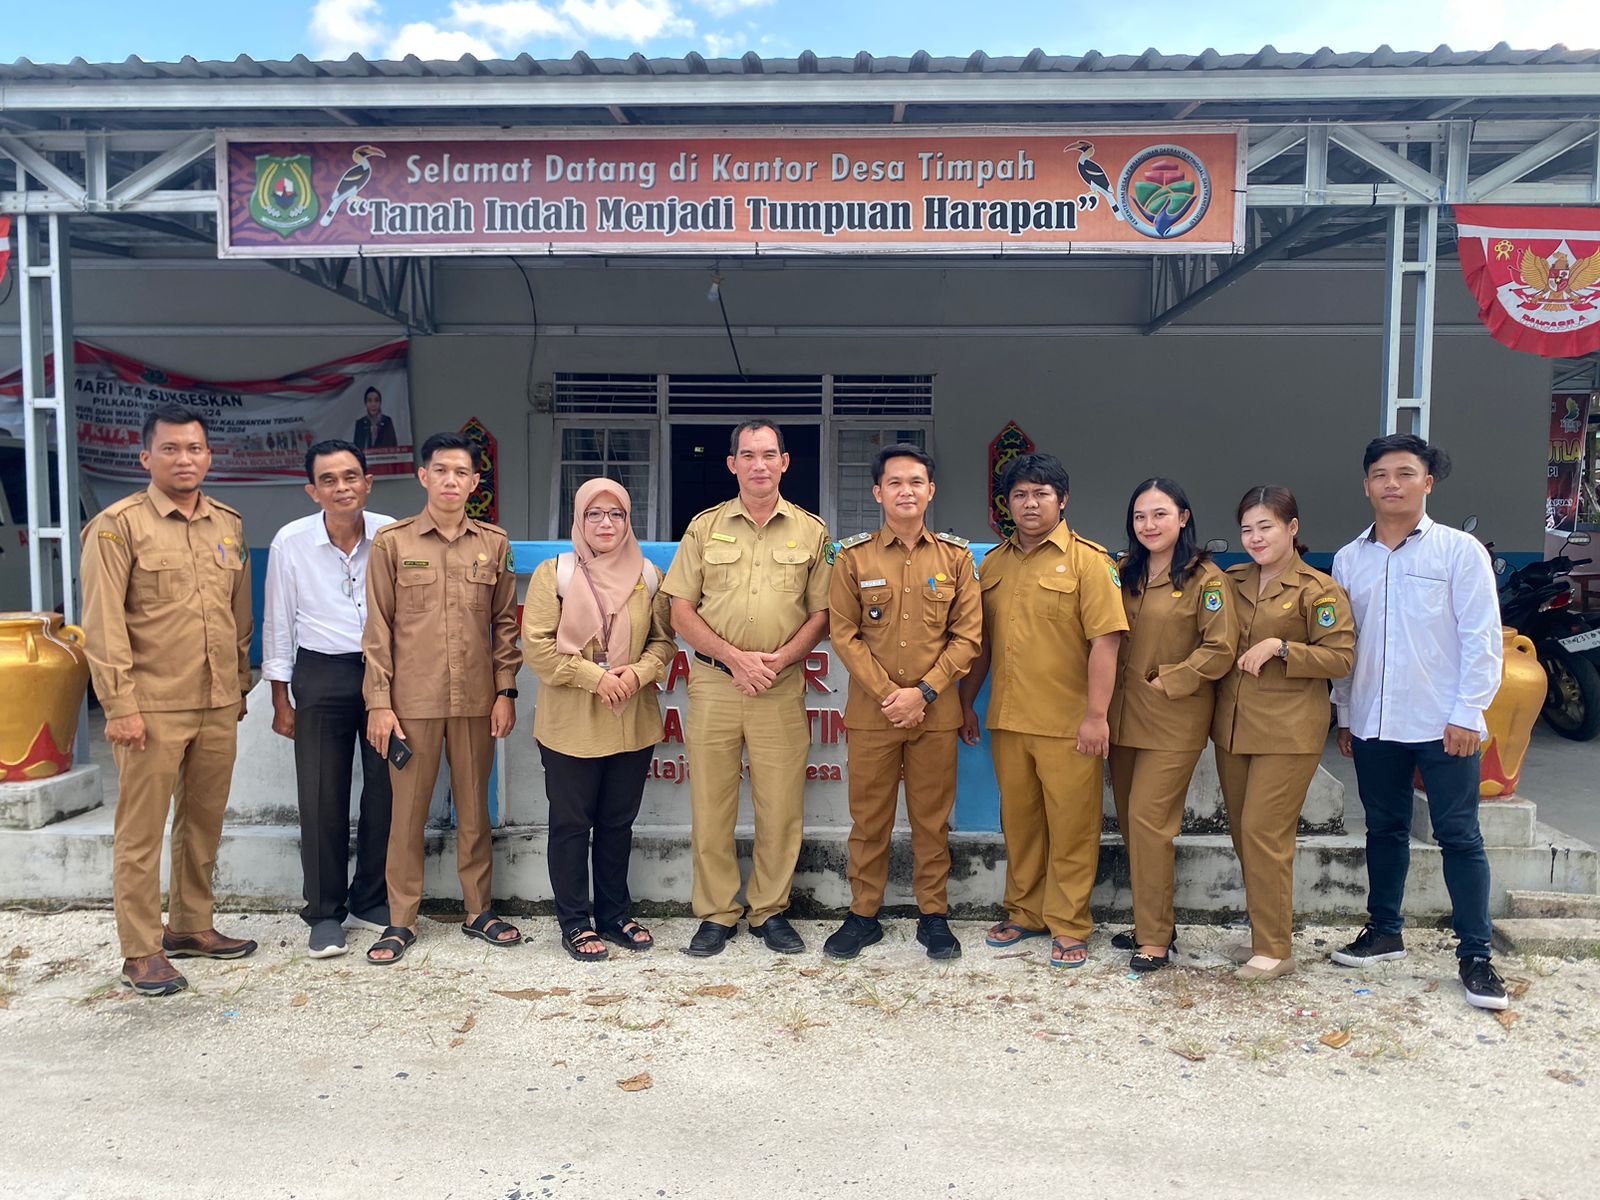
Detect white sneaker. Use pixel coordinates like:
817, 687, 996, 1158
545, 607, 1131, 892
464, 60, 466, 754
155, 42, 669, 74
341, 912, 386, 933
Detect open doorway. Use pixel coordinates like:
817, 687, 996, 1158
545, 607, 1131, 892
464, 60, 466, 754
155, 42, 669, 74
669, 423, 820, 538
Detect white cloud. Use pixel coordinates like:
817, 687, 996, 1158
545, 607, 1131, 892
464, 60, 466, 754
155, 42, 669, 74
308, 0, 385, 57
558, 0, 694, 41
695, 0, 772, 16
702, 31, 741, 56
386, 20, 501, 58
449, 0, 572, 41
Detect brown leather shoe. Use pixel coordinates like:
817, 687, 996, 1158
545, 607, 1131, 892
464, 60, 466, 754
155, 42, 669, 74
120, 952, 188, 996
163, 927, 259, 960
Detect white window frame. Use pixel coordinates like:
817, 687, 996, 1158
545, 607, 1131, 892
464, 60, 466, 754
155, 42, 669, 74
828, 416, 935, 535
547, 418, 661, 540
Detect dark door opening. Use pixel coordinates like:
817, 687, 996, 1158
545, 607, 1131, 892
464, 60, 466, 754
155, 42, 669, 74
669, 423, 820, 539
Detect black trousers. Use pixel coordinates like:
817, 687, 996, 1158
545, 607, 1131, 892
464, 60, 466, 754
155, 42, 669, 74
538, 741, 654, 932
292, 648, 392, 924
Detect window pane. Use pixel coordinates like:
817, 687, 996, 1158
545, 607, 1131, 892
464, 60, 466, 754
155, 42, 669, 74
557, 424, 656, 540
562, 427, 603, 461
605, 427, 651, 460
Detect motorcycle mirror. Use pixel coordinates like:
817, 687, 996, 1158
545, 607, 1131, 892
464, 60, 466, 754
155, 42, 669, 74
1569, 532, 1592, 547
1462, 515, 1479, 534
1204, 538, 1229, 554
1493, 556, 1508, 574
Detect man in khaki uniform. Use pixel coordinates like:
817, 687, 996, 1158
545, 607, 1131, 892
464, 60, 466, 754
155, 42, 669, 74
665, 419, 830, 957
81, 404, 257, 997
824, 443, 981, 961
959, 453, 1127, 968
362, 433, 522, 964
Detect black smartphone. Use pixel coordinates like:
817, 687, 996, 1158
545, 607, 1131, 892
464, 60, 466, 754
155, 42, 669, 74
386, 736, 413, 770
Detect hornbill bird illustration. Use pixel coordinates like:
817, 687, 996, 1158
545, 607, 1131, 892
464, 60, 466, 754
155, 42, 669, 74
1065, 141, 1122, 220
320, 145, 386, 226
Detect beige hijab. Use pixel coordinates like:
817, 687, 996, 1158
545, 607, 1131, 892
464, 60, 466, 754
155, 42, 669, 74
556, 477, 643, 668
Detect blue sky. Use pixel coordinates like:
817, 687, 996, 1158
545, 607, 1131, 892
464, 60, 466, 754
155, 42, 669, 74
6, 0, 1599, 64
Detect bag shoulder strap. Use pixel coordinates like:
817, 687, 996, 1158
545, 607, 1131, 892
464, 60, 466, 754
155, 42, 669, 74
557, 551, 658, 599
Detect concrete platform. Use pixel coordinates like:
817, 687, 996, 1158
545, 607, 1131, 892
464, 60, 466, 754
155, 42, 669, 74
1491, 917, 1600, 958
1506, 889, 1600, 919
0, 764, 102, 831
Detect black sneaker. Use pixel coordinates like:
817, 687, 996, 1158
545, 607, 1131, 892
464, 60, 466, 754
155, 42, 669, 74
823, 913, 883, 961
748, 914, 806, 954
1329, 925, 1407, 967
1459, 956, 1509, 1011
915, 913, 962, 961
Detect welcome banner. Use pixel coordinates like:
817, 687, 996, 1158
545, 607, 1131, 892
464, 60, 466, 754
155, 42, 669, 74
220, 127, 1245, 257
0, 341, 413, 483
1457, 205, 1600, 358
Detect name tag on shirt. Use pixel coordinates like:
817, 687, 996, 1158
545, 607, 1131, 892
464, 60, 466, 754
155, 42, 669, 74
859, 578, 888, 589
710, 532, 738, 544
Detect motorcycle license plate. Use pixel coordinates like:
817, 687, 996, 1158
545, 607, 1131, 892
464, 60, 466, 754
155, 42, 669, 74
1559, 627, 1600, 653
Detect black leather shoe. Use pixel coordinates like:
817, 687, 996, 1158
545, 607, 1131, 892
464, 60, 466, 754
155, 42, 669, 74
748, 914, 805, 954
1111, 928, 1177, 952
916, 913, 962, 960
823, 913, 883, 961
682, 920, 738, 958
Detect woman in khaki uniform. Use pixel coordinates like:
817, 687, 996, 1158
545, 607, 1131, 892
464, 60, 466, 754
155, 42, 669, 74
1213, 486, 1355, 982
523, 477, 676, 962
1108, 478, 1238, 972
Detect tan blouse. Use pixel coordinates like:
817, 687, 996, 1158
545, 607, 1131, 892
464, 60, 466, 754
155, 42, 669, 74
522, 557, 677, 757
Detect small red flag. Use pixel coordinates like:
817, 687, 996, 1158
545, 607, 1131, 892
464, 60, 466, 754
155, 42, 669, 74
0, 216, 11, 285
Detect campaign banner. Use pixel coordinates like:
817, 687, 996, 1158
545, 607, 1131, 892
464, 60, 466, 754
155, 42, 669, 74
1457, 205, 1600, 358
1549, 391, 1591, 531
219, 127, 1246, 257
0, 341, 413, 483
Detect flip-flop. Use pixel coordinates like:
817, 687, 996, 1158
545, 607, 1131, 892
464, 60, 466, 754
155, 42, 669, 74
985, 921, 1048, 949
562, 927, 610, 962
462, 913, 523, 947
1049, 938, 1090, 970
598, 919, 654, 951
366, 926, 416, 965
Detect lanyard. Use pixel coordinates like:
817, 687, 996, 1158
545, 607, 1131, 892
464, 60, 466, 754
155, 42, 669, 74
574, 555, 617, 668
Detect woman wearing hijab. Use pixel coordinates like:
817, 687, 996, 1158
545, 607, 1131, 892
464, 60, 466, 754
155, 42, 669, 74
523, 478, 676, 961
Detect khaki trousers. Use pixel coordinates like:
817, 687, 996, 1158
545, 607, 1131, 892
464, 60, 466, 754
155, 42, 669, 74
1109, 744, 1205, 948
685, 663, 807, 927
846, 725, 958, 916
991, 729, 1104, 940
112, 705, 239, 959
387, 715, 494, 928
1215, 747, 1321, 959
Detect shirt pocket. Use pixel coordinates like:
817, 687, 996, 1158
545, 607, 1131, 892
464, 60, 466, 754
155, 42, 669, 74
770, 546, 813, 593
922, 582, 954, 626
132, 550, 188, 603
1034, 572, 1079, 621
861, 588, 893, 626
465, 560, 499, 608
702, 543, 743, 592
1404, 572, 1449, 621
397, 566, 439, 612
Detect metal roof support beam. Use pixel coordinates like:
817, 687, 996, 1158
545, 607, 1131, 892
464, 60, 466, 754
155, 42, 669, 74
1248, 126, 1305, 172
106, 131, 214, 205
1465, 120, 1597, 201
1327, 126, 1442, 202
1552, 356, 1598, 390
1380, 205, 1437, 437
0, 133, 85, 206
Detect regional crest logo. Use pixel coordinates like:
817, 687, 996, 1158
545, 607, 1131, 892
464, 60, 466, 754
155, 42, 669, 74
1117, 145, 1212, 240
249, 154, 320, 238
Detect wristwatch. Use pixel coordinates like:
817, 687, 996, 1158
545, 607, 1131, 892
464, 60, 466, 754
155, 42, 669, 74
497, 688, 519, 699
1276, 640, 1290, 661
917, 682, 939, 705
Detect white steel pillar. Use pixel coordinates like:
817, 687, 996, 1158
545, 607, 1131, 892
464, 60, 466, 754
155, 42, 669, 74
1379, 205, 1439, 436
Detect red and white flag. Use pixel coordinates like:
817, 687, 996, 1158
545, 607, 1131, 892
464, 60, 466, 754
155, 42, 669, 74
0, 216, 11, 286
1456, 205, 1600, 358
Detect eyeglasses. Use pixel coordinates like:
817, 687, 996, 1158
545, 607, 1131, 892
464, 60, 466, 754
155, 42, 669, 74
341, 559, 356, 598
583, 509, 627, 525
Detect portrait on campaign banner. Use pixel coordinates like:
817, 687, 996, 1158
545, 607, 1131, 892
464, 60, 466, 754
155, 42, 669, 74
0, 340, 414, 483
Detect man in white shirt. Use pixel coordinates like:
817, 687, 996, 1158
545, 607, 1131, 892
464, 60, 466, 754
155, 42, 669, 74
1330, 433, 1506, 1010
264, 440, 396, 958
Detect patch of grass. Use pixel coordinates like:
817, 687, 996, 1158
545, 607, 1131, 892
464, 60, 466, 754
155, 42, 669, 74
777, 1002, 822, 1038
1245, 1035, 1288, 1061
851, 980, 914, 1015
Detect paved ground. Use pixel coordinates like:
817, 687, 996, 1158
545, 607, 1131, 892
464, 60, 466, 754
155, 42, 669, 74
1, 911, 1595, 1199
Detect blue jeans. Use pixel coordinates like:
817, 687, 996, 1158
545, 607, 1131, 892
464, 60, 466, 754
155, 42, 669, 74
1351, 737, 1493, 960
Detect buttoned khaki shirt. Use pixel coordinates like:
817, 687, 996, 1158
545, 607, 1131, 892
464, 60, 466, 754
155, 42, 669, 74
978, 521, 1129, 739
829, 525, 982, 731
522, 557, 677, 757
1212, 557, 1356, 756
80, 484, 252, 719
1107, 558, 1238, 751
662, 495, 831, 657
362, 511, 520, 718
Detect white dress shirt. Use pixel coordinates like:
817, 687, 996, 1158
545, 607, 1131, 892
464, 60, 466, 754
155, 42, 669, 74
262, 509, 394, 682
1331, 514, 1503, 742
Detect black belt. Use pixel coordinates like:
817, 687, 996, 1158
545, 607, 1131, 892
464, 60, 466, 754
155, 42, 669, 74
298, 648, 365, 664
694, 651, 733, 676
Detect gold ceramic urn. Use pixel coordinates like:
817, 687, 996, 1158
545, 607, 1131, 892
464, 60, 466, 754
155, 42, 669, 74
0, 612, 90, 782
1479, 628, 1544, 799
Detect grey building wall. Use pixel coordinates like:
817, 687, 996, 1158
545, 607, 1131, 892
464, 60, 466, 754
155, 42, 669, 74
0, 253, 1552, 555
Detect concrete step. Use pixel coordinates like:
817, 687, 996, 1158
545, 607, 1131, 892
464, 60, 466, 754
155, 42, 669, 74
1492, 917, 1600, 959
1505, 890, 1600, 919
0, 765, 103, 830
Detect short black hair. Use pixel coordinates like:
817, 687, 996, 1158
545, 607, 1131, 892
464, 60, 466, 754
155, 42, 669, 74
304, 438, 368, 482
420, 432, 474, 466
873, 442, 935, 484
364, 387, 382, 403
1362, 433, 1452, 481
1000, 452, 1069, 503
729, 419, 786, 458
141, 404, 210, 447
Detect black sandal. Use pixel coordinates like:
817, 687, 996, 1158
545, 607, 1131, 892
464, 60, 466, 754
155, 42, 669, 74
562, 927, 610, 962
366, 926, 416, 965
598, 919, 654, 951
1130, 951, 1170, 974
462, 913, 522, 947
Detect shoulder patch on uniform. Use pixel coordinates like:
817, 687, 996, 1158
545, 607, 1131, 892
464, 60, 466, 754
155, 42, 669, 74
1312, 595, 1336, 606
97, 529, 125, 544
505, 549, 515, 571
838, 531, 874, 550
1108, 562, 1122, 588
935, 531, 969, 548
1202, 580, 1224, 612
1315, 600, 1337, 627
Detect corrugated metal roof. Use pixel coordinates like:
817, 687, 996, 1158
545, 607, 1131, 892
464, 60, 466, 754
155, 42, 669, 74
4, 44, 1599, 81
